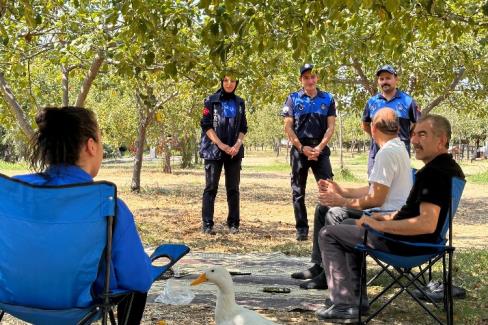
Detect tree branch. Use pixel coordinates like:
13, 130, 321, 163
350, 57, 376, 96
330, 78, 364, 85
27, 58, 40, 110
155, 91, 179, 110
422, 67, 465, 115
75, 51, 104, 107
62, 65, 69, 106
0, 71, 34, 139
407, 74, 417, 94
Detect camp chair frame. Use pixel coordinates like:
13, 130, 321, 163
0, 173, 190, 325
356, 176, 465, 325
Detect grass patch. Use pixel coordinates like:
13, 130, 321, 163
467, 170, 488, 184
0, 160, 28, 171
453, 249, 488, 323
363, 249, 488, 324
334, 167, 360, 182
244, 162, 290, 173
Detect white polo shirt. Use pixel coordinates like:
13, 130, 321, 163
369, 137, 412, 211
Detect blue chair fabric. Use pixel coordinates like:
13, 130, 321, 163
355, 176, 465, 325
0, 174, 189, 325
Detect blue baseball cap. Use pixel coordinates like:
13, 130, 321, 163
376, 65, 397, 76
300, 63, 314, 76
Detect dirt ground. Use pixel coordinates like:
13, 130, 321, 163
1, 152, 487, 324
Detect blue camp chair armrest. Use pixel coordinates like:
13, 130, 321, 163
150, 243, 190, 281
362, 224, 447, 250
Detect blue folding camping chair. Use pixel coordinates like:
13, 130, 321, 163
356, 176, 465, 325
0, 173, 190, 325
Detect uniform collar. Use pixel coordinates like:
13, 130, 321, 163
45, 165, 94, 183
378, 89, 402, 101
298, 88, 326, 98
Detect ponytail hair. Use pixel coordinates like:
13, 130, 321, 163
29, 106, 99, 172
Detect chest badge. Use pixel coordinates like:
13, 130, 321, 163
320, 104, 327, 110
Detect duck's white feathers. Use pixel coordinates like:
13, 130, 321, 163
198, 266, 278, 325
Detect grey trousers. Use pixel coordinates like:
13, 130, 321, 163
318, 222, 393, 305
311, 205, 363, 265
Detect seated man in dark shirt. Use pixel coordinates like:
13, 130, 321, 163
315, 114, 465, 322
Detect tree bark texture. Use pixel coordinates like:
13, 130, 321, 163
75, 51, 104, 107
0, 71, 34, 139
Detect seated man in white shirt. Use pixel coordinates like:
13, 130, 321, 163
292, 108, 412, 290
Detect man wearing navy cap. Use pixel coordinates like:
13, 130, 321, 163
362, 65, 419, 176
282, 64, 336, 241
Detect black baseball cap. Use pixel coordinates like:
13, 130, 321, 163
300, 63, 314, 76
376, 65, 397, 76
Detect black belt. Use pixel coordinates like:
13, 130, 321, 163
300, 138, 321, 146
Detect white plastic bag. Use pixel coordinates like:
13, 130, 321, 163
155, 278, 195, 305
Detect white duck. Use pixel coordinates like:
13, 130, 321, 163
191, 266, 279, 325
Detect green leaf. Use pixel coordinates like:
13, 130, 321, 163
198, 0, 211, 10
20, 0, 36, 28
144, 51, 155, 66
165, 62, 177, 76
362, 0, 374, 9
384, 0, 400, 13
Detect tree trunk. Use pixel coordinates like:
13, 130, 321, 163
131, 112, 148, 192
163, 142, 172, 173
194, 144, 199, 165
75, 51, 104, 107
62, 65, 69, 106
159, 124, 172, 173
181, 134, 195, 169
422, 67, 465, 115
351, 57, 376, 96
0, 71, 34, 139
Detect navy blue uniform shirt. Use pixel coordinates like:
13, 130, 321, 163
282, 89, 336, 140
200, 89, 248, 160
362, 90, 419, 154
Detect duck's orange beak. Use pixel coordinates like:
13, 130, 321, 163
191, 273, 208, 286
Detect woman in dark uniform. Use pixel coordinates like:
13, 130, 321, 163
199, 74, 248, 235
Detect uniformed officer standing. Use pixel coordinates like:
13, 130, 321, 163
282, 64, 336, 241
199, 74, 248, 235
362, 64, 420, 175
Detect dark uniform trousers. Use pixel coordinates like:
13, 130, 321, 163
202, 157, 242, 229
291, 144, 333, 233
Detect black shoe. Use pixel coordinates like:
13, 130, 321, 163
412, 280, 466, 303
299, 270, 328, 290
291, 264, 323, 280
316, 304, 359, 323
296, 228, 309, 241
324, 298, 369, 315
202, 226, 216, 235
229, 226, 239, 234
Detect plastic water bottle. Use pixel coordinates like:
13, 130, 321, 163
155, 278, 195, 305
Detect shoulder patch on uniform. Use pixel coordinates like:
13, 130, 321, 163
282, 105, 290, 114
202, 107, 210, 116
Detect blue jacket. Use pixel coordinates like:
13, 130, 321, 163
199, 89, 248, 160
14, 165, 153, 294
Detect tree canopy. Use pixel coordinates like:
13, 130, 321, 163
1, 0, 487, 177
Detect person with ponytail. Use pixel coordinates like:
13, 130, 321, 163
199, 74, 248, 235
15, 106, 152, 324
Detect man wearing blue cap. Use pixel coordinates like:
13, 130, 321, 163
362, 65, 419, 176
282, 64, 336, 241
